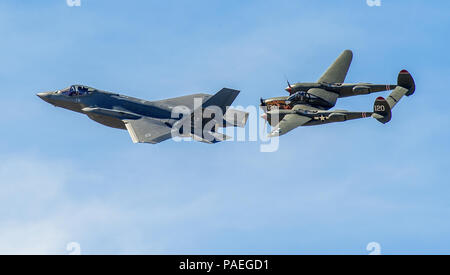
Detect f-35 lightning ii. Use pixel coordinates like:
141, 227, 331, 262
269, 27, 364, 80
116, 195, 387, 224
38, 86, 248, 144
260, 50, 416, 137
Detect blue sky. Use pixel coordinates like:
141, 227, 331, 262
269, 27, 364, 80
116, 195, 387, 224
1, 0, 450, 254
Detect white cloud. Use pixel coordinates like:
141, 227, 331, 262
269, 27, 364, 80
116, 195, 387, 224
0, 154, 127, 254
0, 220, 68, 255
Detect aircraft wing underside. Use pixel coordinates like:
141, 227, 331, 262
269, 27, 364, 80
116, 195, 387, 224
270, 114, 311, 137
123, 117, 173, 144
269, 105, 314, 136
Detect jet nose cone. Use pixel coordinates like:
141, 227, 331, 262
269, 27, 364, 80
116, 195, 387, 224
36, 93, 47, 98
37, 92, 54, 103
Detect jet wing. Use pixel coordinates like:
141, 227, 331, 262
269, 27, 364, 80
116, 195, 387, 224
153, 94, 211, 110
123, 117, 173, 144
318, 49, 353, 84
153, 88, 240, 115
268, 105, 313, 137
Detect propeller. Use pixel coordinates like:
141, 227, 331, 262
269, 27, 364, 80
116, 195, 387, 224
285, 77, 293, 94
260, 97, 266, 106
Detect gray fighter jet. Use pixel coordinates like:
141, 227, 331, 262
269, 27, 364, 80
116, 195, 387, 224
260, 50, 416, 137
37, 86, 249, 144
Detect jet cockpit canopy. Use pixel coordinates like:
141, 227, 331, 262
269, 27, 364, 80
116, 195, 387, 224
58, 85, 92, 96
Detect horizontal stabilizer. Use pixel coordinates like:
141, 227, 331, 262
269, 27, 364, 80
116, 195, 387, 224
224, 108, 249, 128
372, 86, 410, 124
386, 86, 409, 109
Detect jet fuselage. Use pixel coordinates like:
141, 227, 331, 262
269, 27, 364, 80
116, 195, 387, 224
37, 85, 174, 130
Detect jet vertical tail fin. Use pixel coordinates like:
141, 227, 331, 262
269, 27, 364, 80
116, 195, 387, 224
201, 88, 240, 114
173, 88, 244, 144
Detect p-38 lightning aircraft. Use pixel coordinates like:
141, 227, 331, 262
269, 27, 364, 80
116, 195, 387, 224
38, 86, 248, 144
260, 50, 415, 137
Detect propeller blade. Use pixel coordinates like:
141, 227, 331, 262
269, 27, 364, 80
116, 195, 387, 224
285, 77, 293, 94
